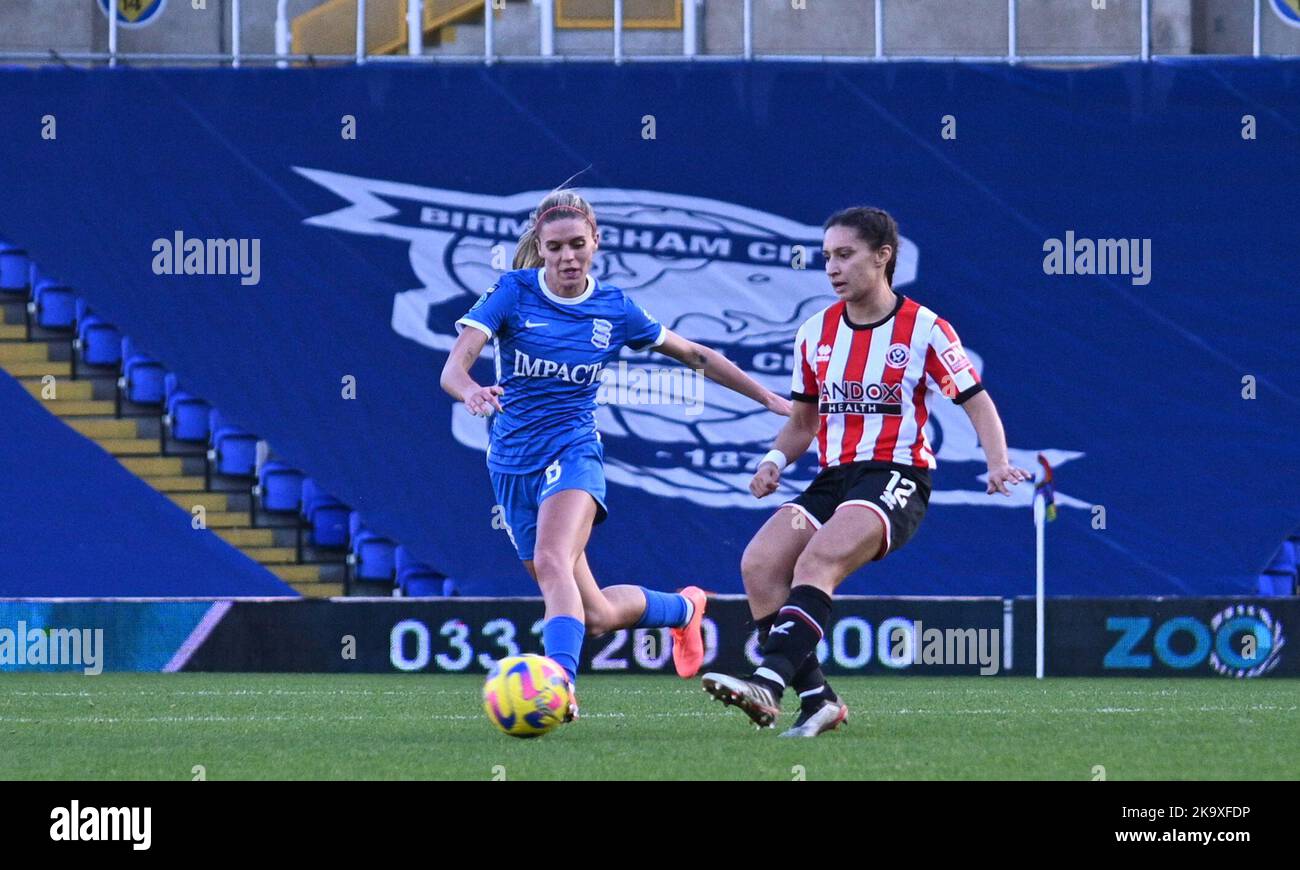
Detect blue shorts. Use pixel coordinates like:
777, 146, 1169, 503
489, 440, 608, 561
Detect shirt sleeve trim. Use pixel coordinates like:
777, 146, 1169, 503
455, 318, 494, 339
953, 383, 986, 406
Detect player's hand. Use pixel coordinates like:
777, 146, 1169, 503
763, 393, 792, 417
749, 462, 781, 498
464, 385, 504, 417
986, 462, 1032, 496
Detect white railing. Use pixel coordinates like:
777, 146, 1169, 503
16, 0, 1278, 67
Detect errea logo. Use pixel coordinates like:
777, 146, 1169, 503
815, 344, 833, 362
50, 801, 151, 850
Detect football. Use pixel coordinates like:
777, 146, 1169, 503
482, 654, 571, 738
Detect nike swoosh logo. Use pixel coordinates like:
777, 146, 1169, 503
524, 319, 549, 328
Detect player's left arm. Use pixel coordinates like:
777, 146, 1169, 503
654, 329, 791, 416
960, 391, 1033, 496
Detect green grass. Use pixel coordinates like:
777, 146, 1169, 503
1, 673, 1295, 780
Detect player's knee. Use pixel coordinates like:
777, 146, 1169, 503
531, 548, 573, 587
740, 541, 772, 591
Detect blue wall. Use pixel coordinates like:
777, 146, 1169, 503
0, 60, 1296, 596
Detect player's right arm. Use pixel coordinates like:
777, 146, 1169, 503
750, 321, 821, 498
440, 277, 519, 416
440, 328, 503, 416
749, 399, 819, 498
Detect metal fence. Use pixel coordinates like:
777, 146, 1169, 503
1, 0, 1276, 67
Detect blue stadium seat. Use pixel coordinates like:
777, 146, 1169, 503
119, 337, 166, 405
396, 545, 452, 597
76, 314, 122, 368
257, 461, 304, 513
348, 512, 396, 582
300, 478, 349, 547
0, 244, 29, 295
208, 409, 258, 476
30, 280, 76, 330
162, 374, 211, 443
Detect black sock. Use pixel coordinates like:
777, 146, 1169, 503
794, 662, 836, 710
756, 608, 835, 706
753, 586, 833, 697
763, 613, 833, 704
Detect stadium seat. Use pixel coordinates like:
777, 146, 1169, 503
163, 374, 211, 443
118, 337, 166, 405
30, 280, 76, 330
396, 546, 451, 597
257, 461, 304, 513
75, 314, 122, 368
208, 409, 258, 477
300, 478, 349, 548
0, 244, 29, 295
348, 512, 396, 582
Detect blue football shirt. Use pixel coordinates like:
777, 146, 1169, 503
456, 268, 666, 474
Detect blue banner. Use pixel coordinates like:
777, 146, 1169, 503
1, 61, 1296, 596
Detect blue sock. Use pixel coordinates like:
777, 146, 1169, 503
542, 615, 585, 683
635, 588, 690, 629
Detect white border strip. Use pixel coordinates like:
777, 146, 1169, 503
162, 600, 233, 673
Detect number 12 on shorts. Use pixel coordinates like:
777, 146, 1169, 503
878, 470, 916, 511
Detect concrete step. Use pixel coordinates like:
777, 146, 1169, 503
0, 343, 48, 361
19, 378, 94, 400
290, 582, 344, 599
215, 528, 275, 547
270, 565, 324, 582
243, 547, 298, 565
95, 437, 158, 455
45, 400, 117, 416
0, 360, 71, 377
119, 456, 184, 476
169, 493, 232, 512
68, 418, 138, 438
145, 475, 207, 493
192, 511, 252, 529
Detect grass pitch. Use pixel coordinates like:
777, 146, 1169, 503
1, 673, 1295, 780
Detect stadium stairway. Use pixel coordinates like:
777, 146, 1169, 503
0, 299, 345, 598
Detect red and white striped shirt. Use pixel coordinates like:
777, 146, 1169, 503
790, 294, 983, 470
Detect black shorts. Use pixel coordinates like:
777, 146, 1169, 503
784, 462, 931, 561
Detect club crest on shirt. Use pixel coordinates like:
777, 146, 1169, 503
591, 318, 613, 349
885, 343, 911, 368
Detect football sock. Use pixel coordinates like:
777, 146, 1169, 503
799, 682, 838, 713
756, 612, 831, 702
542, 615, 585, 683
635, 587, 691, 629
753, 585, 833, 697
